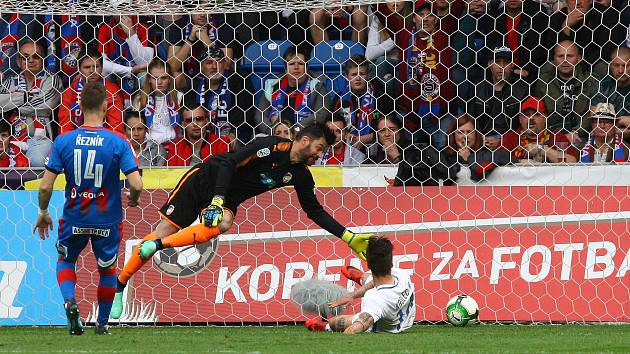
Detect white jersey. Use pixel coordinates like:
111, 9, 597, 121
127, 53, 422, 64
357, 268, 416, 333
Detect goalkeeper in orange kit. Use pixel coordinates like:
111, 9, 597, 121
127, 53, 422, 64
111, 123, 373, 318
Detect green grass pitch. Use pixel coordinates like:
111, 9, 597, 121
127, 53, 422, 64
1, 324, 628, 353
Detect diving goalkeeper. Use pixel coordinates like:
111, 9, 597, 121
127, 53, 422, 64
111, 123, 373, 318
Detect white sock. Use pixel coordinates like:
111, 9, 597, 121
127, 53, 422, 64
324, 323, 332, 332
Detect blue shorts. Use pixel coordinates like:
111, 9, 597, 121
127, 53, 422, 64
56, 219, 122, 268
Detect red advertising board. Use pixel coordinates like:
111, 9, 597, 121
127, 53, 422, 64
74, 186, 630, 323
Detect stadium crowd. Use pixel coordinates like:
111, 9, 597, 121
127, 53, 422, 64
0, 0, 628, 181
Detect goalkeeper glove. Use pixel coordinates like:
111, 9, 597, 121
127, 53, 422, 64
201, 196, 225, 227
341, 230, 374, 261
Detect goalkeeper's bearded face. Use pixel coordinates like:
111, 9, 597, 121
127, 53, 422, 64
296, 136, 328, 165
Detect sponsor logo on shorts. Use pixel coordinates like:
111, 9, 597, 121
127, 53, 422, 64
257, 148, 271, 158
282, 172, 292, 183
166, 205, 175, 215
72, 227, 110, 237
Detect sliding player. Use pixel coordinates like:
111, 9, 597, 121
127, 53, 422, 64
111, 123, 373, 318
33, 82, 142, 335
306, 237, 416, 334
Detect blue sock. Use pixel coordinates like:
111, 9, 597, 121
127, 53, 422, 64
97, 268, 117, 325
56, 260, 76, 302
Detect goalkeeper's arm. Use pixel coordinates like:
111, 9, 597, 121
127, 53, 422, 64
294, 176, 373, 260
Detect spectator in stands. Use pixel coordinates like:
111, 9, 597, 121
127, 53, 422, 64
0, 119, 28, 168
618, 115, 630, 147
444, 114, 512, 182
167, 13, 235, 90
132, 58, 182, 145
254, 46, 330, 136
592, 47, 630, 118
315, 113, 366, 165
58, 47, 125, 134
97, 16, 154, 102
165, 103, 230, 166
365, 2, 409, 96
549, 0, 626, 68
450, 0, 494, 113
124, 111, 167, 167
486, 0, 551, 81
502, 97, 579, 163
534, 40, 597, 141
272, 120, 295, 140
333, 55, 377, 150
189, 47, 255, 146
424, 0, 465, 33
469, 46, 529, 135
579, 103, 629, 163
310, 6, 368, 45
0, 40, 61, 167
365, 114, 409, 164
398, 2, 453, 149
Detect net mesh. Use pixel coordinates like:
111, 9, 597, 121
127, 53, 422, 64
0, 0, 629, 326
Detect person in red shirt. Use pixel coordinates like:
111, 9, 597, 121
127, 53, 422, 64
502, 97, 579, 163
0, 119, 28, 168
58, 47, 125, 134
315, 113, 365, 165
166, 103, 230, 166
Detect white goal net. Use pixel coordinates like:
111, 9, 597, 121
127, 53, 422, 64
0, 0, 629, 326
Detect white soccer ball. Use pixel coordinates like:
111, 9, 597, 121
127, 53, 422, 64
445, 295, 479, 327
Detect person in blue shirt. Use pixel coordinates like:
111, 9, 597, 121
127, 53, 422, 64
33, 82, 143, 336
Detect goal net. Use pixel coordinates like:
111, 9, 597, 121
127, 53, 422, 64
0, 0, 629, 326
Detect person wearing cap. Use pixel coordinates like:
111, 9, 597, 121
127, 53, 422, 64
469, 46, 529, 135
254, 46, 330, 136
579, 103, 628, 163
502, 97, 579, 163
397, 1, 453, 149
188, 46, 255, 148
485, 0, 552, 81
534, 40, 597, 143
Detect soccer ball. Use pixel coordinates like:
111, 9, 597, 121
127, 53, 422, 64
445, 295, 479, 327
153, 240, 219, 277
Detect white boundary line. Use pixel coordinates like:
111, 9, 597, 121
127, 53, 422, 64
220, 211, 630, 243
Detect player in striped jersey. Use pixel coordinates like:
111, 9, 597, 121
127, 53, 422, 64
33, 82, 143, 335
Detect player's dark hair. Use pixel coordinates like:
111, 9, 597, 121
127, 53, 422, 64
78, 44, 103, 67
80, 82, 107, 113
295, 123, 335, 146
366, 236, 393, 277
345, 55, 369, 74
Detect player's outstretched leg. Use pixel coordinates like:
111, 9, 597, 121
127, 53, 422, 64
305, 317, 329, 332
111, 231, 157, 319
140, 223, 222, 258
